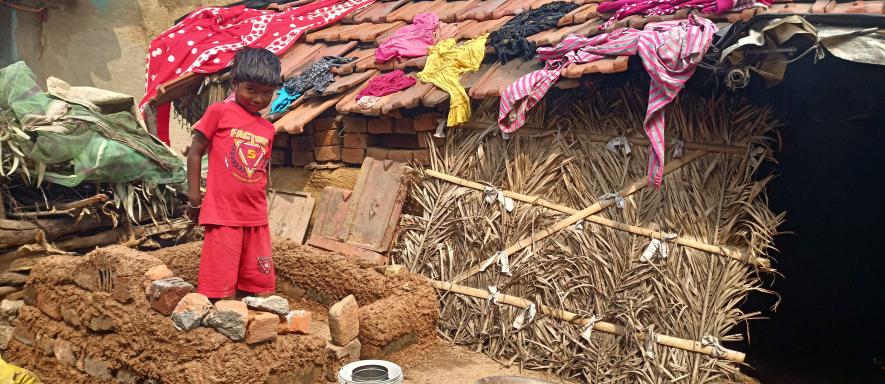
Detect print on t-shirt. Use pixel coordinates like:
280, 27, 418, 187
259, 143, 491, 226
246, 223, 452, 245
226, 128, 269, 183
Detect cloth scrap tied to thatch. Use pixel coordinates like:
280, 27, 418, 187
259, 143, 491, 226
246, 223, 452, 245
640, 233, 677, 262
606, 136, 632, 156
483, 186, 514, 212
513, 303, 537, 331
487, 286, 501, 305
480, 251, 512, 276
701, 335, 727, 358
599, 193, 626, 209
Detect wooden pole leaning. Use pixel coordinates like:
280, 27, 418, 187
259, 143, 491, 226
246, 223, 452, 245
423, 170, 770, 268
429, 279, 746, 363
451, 150, 708, 284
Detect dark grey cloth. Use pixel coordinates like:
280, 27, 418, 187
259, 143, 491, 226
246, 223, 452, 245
282, 56, 356, 95
489, 1, 580, 64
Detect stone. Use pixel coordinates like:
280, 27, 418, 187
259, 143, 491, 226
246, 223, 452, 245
325, 338, 361, 363
328, 295, 360, 346
0, 272, 28, 286
383, 265, 407, 277
116, 368, 142, 384
84, 355, 113, 380
53, 339, 77, 366
60, 306, 82, 327
0, 286, 19, 299
0, 300, 23, 322
13, 325, 35, 346
142, 265, 174, 291
278, 280, 306, 301
172, 293, 212, 332
36, 333, 55, 354
36, 294, 61, 320
73, 267, 100, 291
245, 311, 278, 344
21, 285, 35, 306
0, 325, 14, 349
146, 277, 194, 315
87, 315, 116, 332
5, 291, 23, 301
278, 310, 311, 335
243, 295, 289, 316
203, 300, 248, 341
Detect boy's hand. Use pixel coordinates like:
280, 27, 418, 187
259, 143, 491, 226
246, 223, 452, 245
187, 193, 203, 223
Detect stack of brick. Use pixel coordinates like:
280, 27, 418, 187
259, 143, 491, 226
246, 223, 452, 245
325, 294, 361, 364
313, 117, 344, 163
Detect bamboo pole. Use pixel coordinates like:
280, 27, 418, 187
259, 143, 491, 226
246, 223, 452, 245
456, 121, 748, 155
429, 279, 746, 363
424, 170, 769, 268
452, 150, 708, 284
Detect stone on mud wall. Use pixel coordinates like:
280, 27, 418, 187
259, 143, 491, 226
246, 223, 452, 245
87, 315, 116, 332
83, 355, 113, 380
60, 306, 82, 327
278, 310, 311, 335
329, 295, 359, 346
172, 293, 212, 332
245, 311, 278, 344
325, 338, 361, 364
203, 300, 248, 341
146, 277, 194, 315
142, 264, 174, 291
243, 295, 289, 316
0, 325, 14, 350
13, 324, 35, 346
36, 333, 55, 354
116, 367, 142, 384
53, 339, 77, 366
0, 300, 23, 323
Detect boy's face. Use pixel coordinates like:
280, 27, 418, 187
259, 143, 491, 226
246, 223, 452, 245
233, 81, 276, 114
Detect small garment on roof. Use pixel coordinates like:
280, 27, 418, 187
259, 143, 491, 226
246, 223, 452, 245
356, 70, 417, 109
434, 22, 459, 43
597, 0, 771, 30
376, 13, 439, 63
489, 1, 580, 64
270, 55, 356, 113
417, 34, 489, 127
498, 15, 717, 188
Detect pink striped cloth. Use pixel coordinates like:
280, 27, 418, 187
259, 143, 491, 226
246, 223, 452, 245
598, 0, 770, 30
497, 15, 717, 187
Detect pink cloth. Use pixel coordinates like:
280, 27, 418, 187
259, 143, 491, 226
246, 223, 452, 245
597, 0, 770, 30
375, 13, 439, 63
357, 70, 417, 98
498, 15, 717, 188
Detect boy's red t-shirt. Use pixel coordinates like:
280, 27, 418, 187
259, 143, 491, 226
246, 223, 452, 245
194, 101, 275, 226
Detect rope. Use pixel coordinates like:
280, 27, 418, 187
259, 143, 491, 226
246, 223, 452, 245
0, 0, 44, 13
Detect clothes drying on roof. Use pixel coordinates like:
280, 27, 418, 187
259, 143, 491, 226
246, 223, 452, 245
417, 34, 489, 127
489, 1, 581, 64
356, 70, 417, 109
498, 15, 717, 188
271, 55, 356, 114
434, 22, 459, 42
174, 1, 304, 24
141, 0, 375, 144
598, 0, 770, 30
376, 13, 439, 63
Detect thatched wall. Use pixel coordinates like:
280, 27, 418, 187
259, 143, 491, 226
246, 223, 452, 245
393, 86, 783, 383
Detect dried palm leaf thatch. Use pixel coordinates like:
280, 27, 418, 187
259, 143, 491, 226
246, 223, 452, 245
394, 85, 784, 383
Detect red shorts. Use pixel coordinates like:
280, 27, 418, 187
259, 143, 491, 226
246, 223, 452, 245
197, 225, 275, 298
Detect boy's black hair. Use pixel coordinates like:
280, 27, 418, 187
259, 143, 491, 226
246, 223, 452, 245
230, 47, 281, 86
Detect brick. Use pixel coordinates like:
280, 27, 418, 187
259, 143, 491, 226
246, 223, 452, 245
314, 145, 341, 162
342, 148, 366, 165
367, 118, 393, 134
203, 300, 248, 341
313, 117, 338, 132
271, 148, 289, 166
343, 133, 377, 149
414, 113, 442, 132
325, 338, 361, 363
243, 295, 289, 316
142, 264, 174, 291
381, 134, 422, 149
343, 116, 367, 133
307, 236, 388, 266
393, 118, 416, 134
292, 150, 314, 166
387, 149, 413, 163
172, 293, 212, 332
366, 147, 388, 160
146, 277, 194, 315
329, 294, 360, 346
0, 325, 13, 350
84, 355, 113, 380
245, 311, 279, 344
314, 129, 342, 147
413, 149, 431, 165
290, 135, 315, 151
302, 122, 316, 135
87, 315, 116, 332
273, 133, 291, 149
278, 310, 311, 335
36, 333, 55, 354
53, 339, 77, 366
278, 279, 306, 300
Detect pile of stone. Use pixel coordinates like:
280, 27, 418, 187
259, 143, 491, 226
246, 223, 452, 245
143, 266, 311, 344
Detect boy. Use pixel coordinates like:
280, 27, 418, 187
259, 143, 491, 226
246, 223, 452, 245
186, 47, 281, 299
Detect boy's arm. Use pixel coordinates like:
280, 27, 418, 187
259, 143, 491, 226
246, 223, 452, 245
186, 132, 210, 222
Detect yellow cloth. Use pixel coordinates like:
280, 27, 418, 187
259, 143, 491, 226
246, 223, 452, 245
417, 34, 488, 127
0, 356, 39, 384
